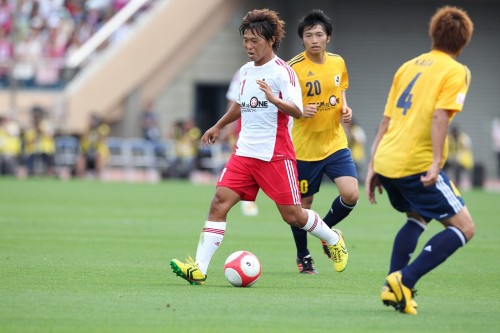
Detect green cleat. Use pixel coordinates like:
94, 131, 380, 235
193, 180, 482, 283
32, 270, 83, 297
170, 256, 207, 285
385, 271, 417, 315
326, 229, 348, 272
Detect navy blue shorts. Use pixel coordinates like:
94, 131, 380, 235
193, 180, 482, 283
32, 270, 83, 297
378, 170, 465, 222
297, 148, 358, 197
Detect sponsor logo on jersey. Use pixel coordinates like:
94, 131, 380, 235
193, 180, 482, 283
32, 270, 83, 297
241, 97, 268, 109
334, 75, 341, 86
329, 95, 339, 106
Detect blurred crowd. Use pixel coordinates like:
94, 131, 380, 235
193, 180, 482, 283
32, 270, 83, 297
0, 104, 229, 181
0, 0, 156, 89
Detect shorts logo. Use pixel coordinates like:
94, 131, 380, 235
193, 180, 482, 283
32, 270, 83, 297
329, 95, 339, 106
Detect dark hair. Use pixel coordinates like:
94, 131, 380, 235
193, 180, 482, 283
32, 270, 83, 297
239, 8, 285, 52
429, 6, 473, 56
297, 9, 333, 38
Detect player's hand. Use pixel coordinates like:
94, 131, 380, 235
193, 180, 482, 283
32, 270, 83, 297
302, 104, 318, 118
201, 126, 220, 147
256, 79, 277, 105
420, 163, 440, 187
342, 106, 352, 123
365, 166, 383, 204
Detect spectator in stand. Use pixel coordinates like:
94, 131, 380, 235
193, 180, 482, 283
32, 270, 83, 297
0, 0, 13, 34
7, 0, 159, 88
37, 27, 65, 87
140, 100, 161, 142
0, 27, 13, 87
22, 106, 56, 176
76, 113, 110, 179
13, 29, 43, 88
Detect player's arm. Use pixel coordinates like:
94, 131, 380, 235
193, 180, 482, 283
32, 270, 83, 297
341, 90, 352, 123
420, 108, 451, 186
365, 116, 390, 204
201, 102, 241, 146
256, 79, 302, 119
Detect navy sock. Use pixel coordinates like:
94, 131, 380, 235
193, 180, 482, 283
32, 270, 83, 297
290, 226, 310, 259
389, 218, 426, 274
402, 227, 466, 289
323, 196, 356, 228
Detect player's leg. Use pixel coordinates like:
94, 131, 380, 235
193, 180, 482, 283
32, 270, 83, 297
291, 195, 317, 273
323, 149, 359, 228
277, 204, 348, 272
401, 206, 474, 291
289, 160, 322, 273
325, 176, 358, 227
171, 156, 257, 285
378, 175, 422, 311
170, 186, 240, 285
256, 158, 348, 272
391, 214, 427, 272
387, 172, 475, 314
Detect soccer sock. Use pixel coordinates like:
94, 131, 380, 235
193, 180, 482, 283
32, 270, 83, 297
322, 196, 356, 228
401, 226, 466, 289
290, 225, 310, 259
195, 221, 226, 274
301, 209, 340, 245
389, 218, 426, 274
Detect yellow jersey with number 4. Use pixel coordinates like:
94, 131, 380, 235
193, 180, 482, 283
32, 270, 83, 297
374, 50, 471, 178
289, 51, 349, 161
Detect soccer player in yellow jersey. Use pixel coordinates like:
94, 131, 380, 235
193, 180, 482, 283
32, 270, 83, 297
288, 9, 357, 274
365, 6, 475, 315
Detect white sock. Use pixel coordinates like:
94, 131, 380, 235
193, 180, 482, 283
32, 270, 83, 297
195, 221, 226, 274
301, 209, 339, 245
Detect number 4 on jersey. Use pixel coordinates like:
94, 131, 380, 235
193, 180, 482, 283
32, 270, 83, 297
397, 73, 421, 115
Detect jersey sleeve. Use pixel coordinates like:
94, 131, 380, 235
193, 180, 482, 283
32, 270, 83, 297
435, 65, 471, 114
278, 67, 303, 113
341, 57, 349, 90
226, 70, 240, 102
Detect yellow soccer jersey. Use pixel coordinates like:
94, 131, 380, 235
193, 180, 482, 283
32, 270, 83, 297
374, 50, 471, 178
289, 51, 349, 161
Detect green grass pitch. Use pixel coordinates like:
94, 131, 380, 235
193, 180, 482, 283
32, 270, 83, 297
0, 178, 499, 332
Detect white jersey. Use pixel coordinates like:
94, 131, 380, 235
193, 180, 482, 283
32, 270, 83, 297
235, 56, 303, 162
226, 70, 240, 102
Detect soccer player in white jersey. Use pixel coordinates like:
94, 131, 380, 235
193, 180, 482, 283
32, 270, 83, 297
170, 8, 348, 285
225, 70, 259, 217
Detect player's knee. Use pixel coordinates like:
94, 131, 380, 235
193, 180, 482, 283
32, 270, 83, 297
462, 220, 475, 241
281, 213, 302, 228
342, 189, 359, 206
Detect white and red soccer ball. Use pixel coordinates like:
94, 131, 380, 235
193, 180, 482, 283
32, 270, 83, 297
223, 250, 261, 287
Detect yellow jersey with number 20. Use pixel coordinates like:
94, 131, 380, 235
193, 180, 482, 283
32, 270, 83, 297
374, 50, 471, 178
289, 51, 349, 161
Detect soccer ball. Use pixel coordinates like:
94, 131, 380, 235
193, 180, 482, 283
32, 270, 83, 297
223, 251, 261, 287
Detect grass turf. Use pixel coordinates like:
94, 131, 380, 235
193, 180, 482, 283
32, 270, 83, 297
0, 178, 498, 332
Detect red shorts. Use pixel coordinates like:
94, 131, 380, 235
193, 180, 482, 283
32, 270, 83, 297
217, 154, 301, 205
